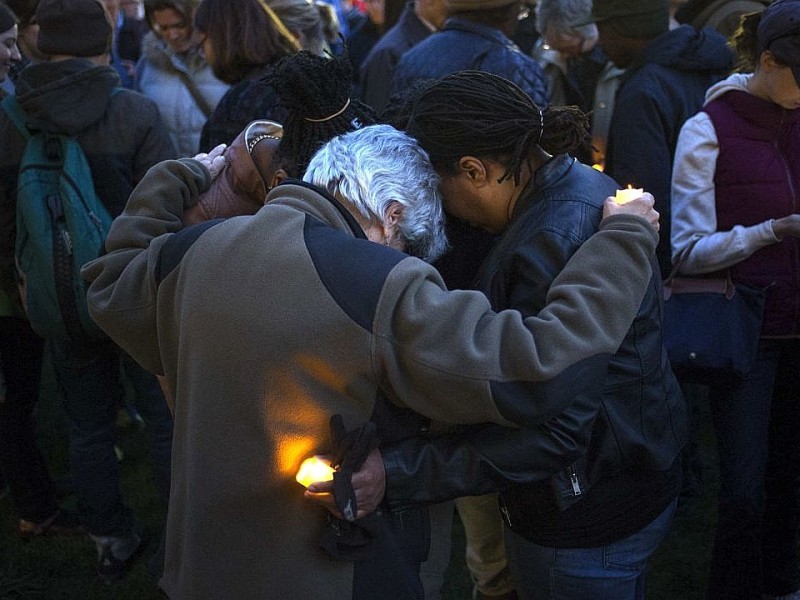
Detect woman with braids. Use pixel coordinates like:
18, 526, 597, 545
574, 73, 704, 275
184, 50, 377, 225
343, 70, 687, 600
195, 0, 337, 152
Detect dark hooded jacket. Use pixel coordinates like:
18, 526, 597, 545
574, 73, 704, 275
604, 25, 733, 276
0, 58, 176, 301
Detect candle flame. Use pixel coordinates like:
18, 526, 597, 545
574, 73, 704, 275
295, 456, 335, 488
614, 185, 644, 205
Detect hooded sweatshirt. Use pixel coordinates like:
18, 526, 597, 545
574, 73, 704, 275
605, 24, 734, 276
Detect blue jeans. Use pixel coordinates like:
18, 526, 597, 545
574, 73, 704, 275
505, 499, 677, 600
707, 339, 800, 599
50, 338, 173, 537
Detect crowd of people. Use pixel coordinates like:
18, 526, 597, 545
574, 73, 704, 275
0, 0, 798, 599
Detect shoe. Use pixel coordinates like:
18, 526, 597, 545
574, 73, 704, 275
92, 525, 146, 584
18, 509, 84, 540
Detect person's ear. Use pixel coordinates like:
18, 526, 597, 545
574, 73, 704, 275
271, 168, 288, 188
383, 201, 403, 227
382, 201, 405, 248
457, 156, 489, 186
762, 50, 781, 71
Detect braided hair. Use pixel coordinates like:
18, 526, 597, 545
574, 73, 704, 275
405, 70, 591, 184
268, 51, 378, 177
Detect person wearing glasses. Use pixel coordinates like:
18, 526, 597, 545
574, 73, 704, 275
671, 2, 800, 598
136, 0, 228, 156
532, 0, 624, 169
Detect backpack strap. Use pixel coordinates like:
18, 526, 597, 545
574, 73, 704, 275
1, 87, 124, 140
173, 68, 214, 118
1, 95, 33, 140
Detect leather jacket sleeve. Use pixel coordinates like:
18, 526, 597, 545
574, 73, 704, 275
380, 354, 608, 511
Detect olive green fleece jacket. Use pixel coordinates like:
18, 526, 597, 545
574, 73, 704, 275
82, 159, 657, 599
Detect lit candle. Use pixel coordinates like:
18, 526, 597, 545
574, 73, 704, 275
295, 456, 335, 488
614, 185, 644, 205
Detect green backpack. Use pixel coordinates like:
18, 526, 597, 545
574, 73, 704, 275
1, 94, 113, 341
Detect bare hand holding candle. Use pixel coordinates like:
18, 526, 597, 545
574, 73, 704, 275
295, 456, 335, 488
614, 185, 644, 205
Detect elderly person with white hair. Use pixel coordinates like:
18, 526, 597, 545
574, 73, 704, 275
82, 124, 660, 599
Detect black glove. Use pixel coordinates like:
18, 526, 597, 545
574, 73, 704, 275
329, 414, 380, 521
319, 414, 382, 561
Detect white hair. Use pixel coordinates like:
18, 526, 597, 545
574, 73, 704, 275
303, 124, 448, 263
535, 0, 596, 38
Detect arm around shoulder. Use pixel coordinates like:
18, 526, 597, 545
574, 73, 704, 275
526, 212, 657, 374
81, 159, 211, 374
374, 212, 656, 428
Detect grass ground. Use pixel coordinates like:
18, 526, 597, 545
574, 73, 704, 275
0, 365, 719, 599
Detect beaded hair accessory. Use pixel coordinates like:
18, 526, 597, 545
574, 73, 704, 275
537, 108, 544, 145
245, 120, 284, 155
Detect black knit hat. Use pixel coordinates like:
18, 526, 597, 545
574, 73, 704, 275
36, 0, 112, 57
758, 0, 800, 85
0, 4, 16, 33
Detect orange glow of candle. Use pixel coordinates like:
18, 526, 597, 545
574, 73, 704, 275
295, 456, 335, 488
614, 185, 643, 205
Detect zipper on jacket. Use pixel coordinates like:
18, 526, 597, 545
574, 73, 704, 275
500, 502, 512, 528
568, 465, 582, 496
774, 111, 797, 202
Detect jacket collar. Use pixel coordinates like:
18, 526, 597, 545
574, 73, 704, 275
714, 89, 800, 135
267, 180, 368, 240
443, 17, 517, 49
512, 154, 576, 219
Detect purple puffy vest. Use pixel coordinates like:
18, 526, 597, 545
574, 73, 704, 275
704, 90, 800, 336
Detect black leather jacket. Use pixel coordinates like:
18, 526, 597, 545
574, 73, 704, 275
381, 156, 687, 522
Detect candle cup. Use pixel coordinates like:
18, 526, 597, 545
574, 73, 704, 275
296, 456, 335, 488
614, 187, 644, 205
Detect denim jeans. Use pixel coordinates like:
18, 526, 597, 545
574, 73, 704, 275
707, 339, 800, 599
50, 338, 173, 537
505, 499, 677, 600
0, 317, 58, 523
